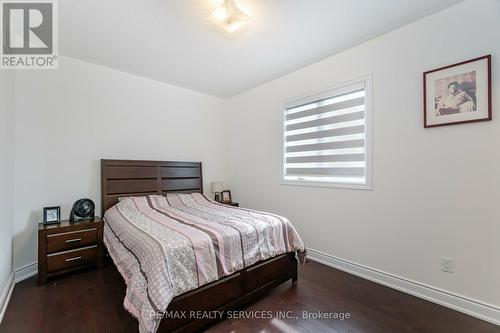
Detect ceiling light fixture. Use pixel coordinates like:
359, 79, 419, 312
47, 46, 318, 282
208, 0, 250, 34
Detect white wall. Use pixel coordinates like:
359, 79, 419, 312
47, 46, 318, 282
0, 71, 15, 309
13, 56, 228, 270
226, 0, 500, 308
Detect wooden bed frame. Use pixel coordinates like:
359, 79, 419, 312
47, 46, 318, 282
101, 159, 298, 332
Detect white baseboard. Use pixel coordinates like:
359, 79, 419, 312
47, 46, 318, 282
307, 248, 500, 326
0, 263, 38, 323
14, 262, 37, 283
0, 272, 14, 323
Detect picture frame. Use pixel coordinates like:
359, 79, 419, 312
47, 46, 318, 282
221, 190, 232, 203
43, 206, 61, 224
423, 55, 491, 128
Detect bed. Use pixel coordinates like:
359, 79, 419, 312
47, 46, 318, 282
101, 159, 305, 333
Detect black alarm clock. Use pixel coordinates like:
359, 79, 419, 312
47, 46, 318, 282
70, 198, 95, 222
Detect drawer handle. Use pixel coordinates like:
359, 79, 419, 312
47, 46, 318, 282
65, 238, 82, 243
65, 256, 83, 262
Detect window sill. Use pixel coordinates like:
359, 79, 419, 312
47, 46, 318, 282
280, 180, 372, 191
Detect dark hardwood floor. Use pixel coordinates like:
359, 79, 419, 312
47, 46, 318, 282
1, 260, 498, 333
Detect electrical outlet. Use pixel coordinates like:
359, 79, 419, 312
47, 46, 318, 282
441, 257, 454, 273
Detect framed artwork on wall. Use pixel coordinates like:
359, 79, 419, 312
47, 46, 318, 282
423, 55, 491, 128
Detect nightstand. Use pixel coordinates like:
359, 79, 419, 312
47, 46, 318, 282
38, 218, 104, 285
224, 202, 239, 207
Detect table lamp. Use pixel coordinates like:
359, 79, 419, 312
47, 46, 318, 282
211, 181, 224, 202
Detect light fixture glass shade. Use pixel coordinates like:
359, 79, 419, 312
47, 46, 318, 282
208, 0, 250, 34
211, 181, 224, 193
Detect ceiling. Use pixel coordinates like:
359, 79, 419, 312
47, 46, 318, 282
60, 0, 463, 98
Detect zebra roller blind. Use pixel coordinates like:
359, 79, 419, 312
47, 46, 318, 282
283, 79, 371, 188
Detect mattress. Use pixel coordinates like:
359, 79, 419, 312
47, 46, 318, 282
103, 193, 305, 333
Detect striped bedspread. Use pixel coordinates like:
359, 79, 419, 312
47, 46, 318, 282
103, 193, 305, 333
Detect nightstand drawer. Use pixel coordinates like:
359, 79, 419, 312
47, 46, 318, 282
47, 228, 97, 253
47, 246, 98, 273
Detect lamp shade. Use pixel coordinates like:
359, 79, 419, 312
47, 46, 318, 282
211, 181, 224, 193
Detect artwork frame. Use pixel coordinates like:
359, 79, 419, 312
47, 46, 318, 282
424, 55, 491, 128
221, 190, 232, 203
43, 206, 61, 225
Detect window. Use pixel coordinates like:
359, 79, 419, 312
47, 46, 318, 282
282, 76, 372, 189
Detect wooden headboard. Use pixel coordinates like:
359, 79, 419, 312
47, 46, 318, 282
101, 159, 203, 215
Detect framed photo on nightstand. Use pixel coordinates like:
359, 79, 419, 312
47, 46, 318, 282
221, 190, 232, 203
43, 206, 61, 225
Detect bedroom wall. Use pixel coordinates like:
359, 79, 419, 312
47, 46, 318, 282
226, 0, 500, 310
13, 56, 228, 273
0, 71, 15, 314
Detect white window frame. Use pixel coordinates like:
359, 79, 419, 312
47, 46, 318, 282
281, 75, 373, 190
